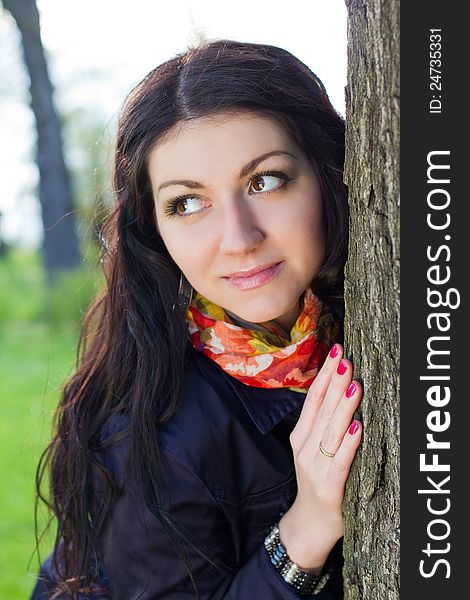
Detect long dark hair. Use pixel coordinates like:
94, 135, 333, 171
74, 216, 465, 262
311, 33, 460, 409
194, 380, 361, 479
36, 39, 348, 598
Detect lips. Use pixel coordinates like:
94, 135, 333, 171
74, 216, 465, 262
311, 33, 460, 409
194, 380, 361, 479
223, 261, 283, 279
222, 261, 284, 291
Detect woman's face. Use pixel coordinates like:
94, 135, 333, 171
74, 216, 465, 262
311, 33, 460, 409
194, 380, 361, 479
148, 110, 325, 331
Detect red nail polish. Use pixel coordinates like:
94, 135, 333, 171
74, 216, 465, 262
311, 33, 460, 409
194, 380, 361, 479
337, 360, 347, 375
346, 382, 356, 398
329, 344, 339, 358
348, 421, 359, 435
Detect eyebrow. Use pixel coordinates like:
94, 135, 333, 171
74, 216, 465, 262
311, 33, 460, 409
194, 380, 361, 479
156, 150, 298, 193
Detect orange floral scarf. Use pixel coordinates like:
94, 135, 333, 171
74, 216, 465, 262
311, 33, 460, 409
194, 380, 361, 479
185, 287, 339, 391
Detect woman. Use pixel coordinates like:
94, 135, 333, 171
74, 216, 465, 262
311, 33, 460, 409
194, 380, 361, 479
32, 39, 362, 599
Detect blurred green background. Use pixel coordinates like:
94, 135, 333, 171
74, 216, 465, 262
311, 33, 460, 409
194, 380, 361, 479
0, 250, 102, 597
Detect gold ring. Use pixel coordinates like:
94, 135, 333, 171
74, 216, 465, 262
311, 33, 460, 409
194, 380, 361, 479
319, 441, 336, 458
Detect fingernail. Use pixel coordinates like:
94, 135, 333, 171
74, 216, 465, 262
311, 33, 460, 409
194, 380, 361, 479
329, 344, 339, 358
346, 382, 356, 398
348, 420, 360, 435
336, 360, 347, 375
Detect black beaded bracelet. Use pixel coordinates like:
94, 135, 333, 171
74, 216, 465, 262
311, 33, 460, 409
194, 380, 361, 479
264, 522, 330, 596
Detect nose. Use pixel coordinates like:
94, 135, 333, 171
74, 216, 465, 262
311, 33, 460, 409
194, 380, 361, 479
218, 197, 264, 255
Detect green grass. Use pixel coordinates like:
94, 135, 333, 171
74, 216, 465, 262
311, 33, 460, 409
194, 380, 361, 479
0, 250, 101, 599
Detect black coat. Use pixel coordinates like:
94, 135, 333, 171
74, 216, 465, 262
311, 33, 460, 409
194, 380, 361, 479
31, 343, 343, 599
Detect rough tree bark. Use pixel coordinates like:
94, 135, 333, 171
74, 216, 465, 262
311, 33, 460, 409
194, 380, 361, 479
3, 0, 81, 280
342, 1, 400, 599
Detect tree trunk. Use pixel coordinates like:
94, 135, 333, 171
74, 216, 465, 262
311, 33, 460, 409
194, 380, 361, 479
3, 0, 81, 281
342, 1, 400, 598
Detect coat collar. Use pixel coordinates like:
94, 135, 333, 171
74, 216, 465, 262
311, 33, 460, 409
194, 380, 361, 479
188, 345, 306, 435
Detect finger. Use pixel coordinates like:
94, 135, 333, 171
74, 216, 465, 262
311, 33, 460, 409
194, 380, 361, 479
294, 343, 344, 441
317, 379, 363, 456
326, 419, 362, 503
310, 358, 354, 442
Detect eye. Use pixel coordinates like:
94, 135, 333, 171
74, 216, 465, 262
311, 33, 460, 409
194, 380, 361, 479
164, 195, 206, 218
248, 170, 291, 194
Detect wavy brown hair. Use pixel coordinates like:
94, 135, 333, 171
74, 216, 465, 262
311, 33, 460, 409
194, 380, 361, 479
35, 38, 348, 598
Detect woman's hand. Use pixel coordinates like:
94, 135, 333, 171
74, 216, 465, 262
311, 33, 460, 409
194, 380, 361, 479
278, 343, 362, 573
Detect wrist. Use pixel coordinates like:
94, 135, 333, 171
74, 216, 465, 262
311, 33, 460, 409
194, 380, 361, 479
264, 522, 331, 595
278, 505, 341, 574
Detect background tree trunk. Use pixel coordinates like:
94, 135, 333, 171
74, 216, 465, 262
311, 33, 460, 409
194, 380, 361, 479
3, 0, 81, 281
342, 1, 399, 598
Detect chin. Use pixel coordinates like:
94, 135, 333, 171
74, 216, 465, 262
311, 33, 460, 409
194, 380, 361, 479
225, 295, 295, 325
